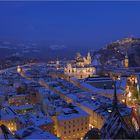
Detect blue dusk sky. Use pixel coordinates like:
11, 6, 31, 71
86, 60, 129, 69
0, 1, 140, 49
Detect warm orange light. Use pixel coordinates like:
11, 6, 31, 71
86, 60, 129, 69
122, 99, 125, 103
17, 65, 21, 73
128, 91, 131, 97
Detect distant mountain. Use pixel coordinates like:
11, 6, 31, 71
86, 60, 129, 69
0, 40, 89, 61
94, 37, 140, 67
1, 38, 140, 67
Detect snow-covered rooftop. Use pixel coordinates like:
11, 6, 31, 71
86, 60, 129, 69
15, 126, 59, 139
57, 106, 89, 121
0, 106, 17, 120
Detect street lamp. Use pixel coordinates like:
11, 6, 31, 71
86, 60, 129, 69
17, 65, 21, 73
112, 75, 122, 110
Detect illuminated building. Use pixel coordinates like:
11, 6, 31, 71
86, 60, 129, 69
10, 104, 34, 115
54, 106, 90, 140
0, 125, 15, 139
8, 94, 30, 106
75, 52, 91, 66
123, 52, 129, 68
64, 52, 96, 79
64, 64, 96, 79
0, 106, 21, 133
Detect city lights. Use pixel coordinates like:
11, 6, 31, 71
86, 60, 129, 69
0, 1, 140, 139
128, 91, 132, 98
17, 65, 21, 73
107, 110, 112, 113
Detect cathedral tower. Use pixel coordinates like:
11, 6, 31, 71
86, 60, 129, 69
124, 52, 129, 68
87, 52, 91, 65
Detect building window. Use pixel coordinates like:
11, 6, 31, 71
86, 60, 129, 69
64, 131, 66, 134
77, 128, 79, 131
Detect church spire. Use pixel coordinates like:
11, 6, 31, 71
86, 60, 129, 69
125, 51, 128, 59
87, 51, 91, 65
112, 80, 118, 111
101, 79, 137, 139
124, 51, 129, 68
